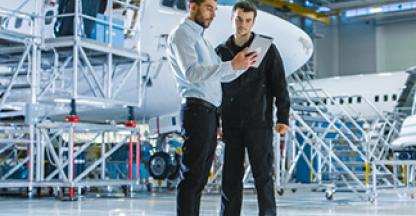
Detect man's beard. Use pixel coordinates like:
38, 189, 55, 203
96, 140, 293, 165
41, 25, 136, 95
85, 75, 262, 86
194, 9, 211, 29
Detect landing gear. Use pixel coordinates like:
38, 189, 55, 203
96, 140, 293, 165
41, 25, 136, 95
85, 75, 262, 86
325, 189, 334, 201
277, 188, 284, 196
149, 152, 180, 180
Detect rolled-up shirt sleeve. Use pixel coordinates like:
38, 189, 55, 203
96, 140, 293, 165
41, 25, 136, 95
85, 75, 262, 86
220, 65, 245, 83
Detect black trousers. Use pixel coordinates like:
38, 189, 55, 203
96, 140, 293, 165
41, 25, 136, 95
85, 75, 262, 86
220, 127, 276, 216
177, 98, 219, 216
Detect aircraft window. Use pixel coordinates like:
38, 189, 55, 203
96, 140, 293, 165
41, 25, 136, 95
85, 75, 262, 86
323, 98, 327, 105
392, 94, 397, 101
162, 0, 175, 7
375, 95, 379, 102
176, 0, 187, 10
331, 98, 335, 105
14, 17, 23, 28
339, 98, 344, 105
357, 96, 362, 103
348, 97, 353, 104
384, 94, 388, 102
45, 10, 54, 25
161, 0, 187, 10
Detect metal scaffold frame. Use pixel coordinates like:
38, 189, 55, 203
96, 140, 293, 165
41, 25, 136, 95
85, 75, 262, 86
0, 122, 142, 199
0, 0, 145, 199
1, 0, 144, 112
369, 160, 416, 203
268, 61, 404, 201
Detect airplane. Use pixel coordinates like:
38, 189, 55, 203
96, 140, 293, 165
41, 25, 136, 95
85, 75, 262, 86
3, 1, 413, 129
0, 0, 313, 134
292, 66, 416, 161
391, 114, 416, 160
291, 70, 409, 121
0, 0, 56, 38
2, 0, 415, 183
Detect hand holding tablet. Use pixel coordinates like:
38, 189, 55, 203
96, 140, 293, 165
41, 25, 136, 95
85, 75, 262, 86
247, 34, 273, 68
231, 47, 257, 70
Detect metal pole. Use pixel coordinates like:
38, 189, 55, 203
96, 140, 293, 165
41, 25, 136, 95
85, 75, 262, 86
28, 0, 42, 197
107, 0, 114, 99
412, 90, 416, 115
365, 162, 370, 188
59, 135, 64, 180
275, 133, 281, 190
107, 55, 113, 99
138, 60, 143, 107
101, 132, 106, 180
129, 134, 133, 180
28, 125, 35, 197
136, 132, 141, 181
109, 0, 114, 48
68, 0, 81, 200
40, 128, 45, 181
73, 0, 80, 100
372, 162, 377, 202
317, 140, 322, 184
36, 128, 41, 182
68, 126, 75, 200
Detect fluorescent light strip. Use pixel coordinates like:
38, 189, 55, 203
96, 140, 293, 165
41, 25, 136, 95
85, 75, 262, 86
345, 1, 416, 18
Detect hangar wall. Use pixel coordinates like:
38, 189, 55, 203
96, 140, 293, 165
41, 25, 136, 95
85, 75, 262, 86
314, 18, 416, 78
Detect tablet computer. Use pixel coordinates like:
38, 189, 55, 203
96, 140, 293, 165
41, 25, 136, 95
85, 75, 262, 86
247, 34, 273, 68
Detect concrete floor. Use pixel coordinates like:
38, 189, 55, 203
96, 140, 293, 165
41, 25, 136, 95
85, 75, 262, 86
0, 190, 415, 216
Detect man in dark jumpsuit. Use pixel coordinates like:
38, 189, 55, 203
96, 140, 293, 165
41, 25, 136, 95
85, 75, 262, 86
216, 1, 290, 216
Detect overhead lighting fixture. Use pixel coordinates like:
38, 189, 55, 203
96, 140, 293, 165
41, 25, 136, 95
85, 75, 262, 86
369, 7, 382, 14
345, 1, 416, 18
317, 6, 331, 13
305, 0, 313, 7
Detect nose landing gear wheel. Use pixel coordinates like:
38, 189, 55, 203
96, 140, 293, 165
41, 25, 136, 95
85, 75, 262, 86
149, 152, 170, 180
325, 190, 334, 201
149, 152, 180, 180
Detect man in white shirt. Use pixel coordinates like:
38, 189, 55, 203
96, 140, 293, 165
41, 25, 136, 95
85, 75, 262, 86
166, 0, 257, 215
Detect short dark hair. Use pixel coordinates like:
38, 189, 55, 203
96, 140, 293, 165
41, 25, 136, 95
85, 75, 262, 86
232, 1, 257, 18
189, 0, 217, 5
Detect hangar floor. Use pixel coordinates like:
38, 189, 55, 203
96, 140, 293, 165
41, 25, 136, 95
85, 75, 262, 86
0, 190, 415, 215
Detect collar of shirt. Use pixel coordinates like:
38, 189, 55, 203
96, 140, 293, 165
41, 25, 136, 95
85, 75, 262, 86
183, 17, 204, 36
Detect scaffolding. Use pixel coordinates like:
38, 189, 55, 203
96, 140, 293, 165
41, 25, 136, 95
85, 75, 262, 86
1, 0, 412, 203
270, 62, 404, 200
0, 0, 145, 200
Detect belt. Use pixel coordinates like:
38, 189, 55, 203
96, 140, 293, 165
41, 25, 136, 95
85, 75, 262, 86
182, 97, 220, 114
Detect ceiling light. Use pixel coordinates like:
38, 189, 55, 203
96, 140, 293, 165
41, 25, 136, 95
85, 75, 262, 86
369, 7, 383, 14
317, 6, 331, 13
